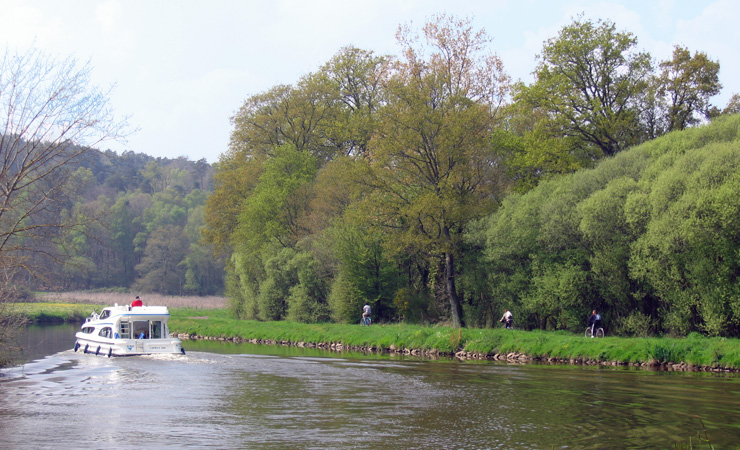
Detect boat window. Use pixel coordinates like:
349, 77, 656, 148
151, 321, 162, 339
99, 310, 111, 320
82, 327, 95, 334
119, 321, 131, 339
132, 320, 149, 339
98, 327, 113, 338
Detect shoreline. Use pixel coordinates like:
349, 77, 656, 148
177, 333, 740, 374
8, 303, 740, 374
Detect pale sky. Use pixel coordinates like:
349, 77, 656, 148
1, 0, 737, 163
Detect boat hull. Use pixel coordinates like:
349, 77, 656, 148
74, 334, 184, 356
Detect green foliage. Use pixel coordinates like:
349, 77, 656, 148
328, 221, 397, 321
478, 114, 740, 337
328, 272, 364, 324
9, 145, 222, 297
133, 225, 189, 294
360, 14, 509, 328
522, 259, 588, 331
284, 250, 330, 323
518, 16, 652, 157
618, 311, 653, 337
236, 144, 318, 251
656, 46, 721, 132
204, 14, 730, 336
223, 144, 334, 322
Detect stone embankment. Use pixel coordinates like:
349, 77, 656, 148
177, 333, 738, 373
453, 350, 732, 372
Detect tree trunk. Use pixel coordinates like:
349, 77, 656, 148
445, 252, 463, 328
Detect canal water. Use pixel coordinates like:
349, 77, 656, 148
1, 324, 739, 449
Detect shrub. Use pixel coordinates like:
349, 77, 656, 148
618, 311, 653, 337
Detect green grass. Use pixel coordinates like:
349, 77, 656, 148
7, 302, 104, 323
168, 308, 740, 369
10, 303, 740, 369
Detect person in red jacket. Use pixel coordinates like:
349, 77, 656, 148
131, 296, 143, 307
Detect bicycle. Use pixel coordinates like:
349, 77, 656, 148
361, 316, 372, 326
585, 325, 604, 338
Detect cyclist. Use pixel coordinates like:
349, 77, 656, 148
587, 310, 602, 337
362, 303, 372, 325
499, 309, 513, 329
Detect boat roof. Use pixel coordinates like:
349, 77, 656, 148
102, 305, 171, 316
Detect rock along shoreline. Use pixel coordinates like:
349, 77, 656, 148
176, 333, 739, 374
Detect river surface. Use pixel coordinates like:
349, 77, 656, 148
1, 324, 739, 449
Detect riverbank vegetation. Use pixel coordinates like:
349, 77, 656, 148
9, 303, 740, 370
167, 308, 740, 370
8, 303, 104, 324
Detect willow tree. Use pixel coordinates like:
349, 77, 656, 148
362, 14, 510, 328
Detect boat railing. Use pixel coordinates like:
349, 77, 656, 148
85, 310, 100, 323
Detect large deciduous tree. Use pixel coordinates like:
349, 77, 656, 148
518, 17, 652, 157
656, 45, 721, 132
206, 46, 387, 321
363, 14, 510, 328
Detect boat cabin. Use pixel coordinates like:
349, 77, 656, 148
82, 305, 171, 340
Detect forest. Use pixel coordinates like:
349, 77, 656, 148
9, 148, 224, 296
203, 14, 740, 336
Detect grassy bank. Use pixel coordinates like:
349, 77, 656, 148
168, 308, 740, 371
8, 302, 104, 324
10, 304, 740, 370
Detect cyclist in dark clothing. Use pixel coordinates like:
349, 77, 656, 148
587, 310, 602, 337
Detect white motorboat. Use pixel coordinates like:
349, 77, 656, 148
74, 304, 184, 357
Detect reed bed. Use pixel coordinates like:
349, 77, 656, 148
35, 291, 227, 309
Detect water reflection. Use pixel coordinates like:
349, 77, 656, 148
12, 323, 78, 365
2, 329, 740, 449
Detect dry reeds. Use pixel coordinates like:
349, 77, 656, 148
36, 291, 227, 309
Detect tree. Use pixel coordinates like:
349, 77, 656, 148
225, 144, 319, 319
517, 17, 652, 157
182, 205, 225, 295
0, 47, 129, 274
0, 46, 129, 366
656, 46, 721, 132
316, 46, 388, 157
494, 96, 593, 192
133, 224, 189, 295
363, 14, 510, 328
722, 93, 740, 116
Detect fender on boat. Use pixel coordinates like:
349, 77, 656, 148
95, 345, 101, 355
74, 342, 80, 352
107, 347, 113, 358
84, 344, 89, 354
181, 347, 186, 355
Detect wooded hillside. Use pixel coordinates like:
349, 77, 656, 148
24, 149, 225, 296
